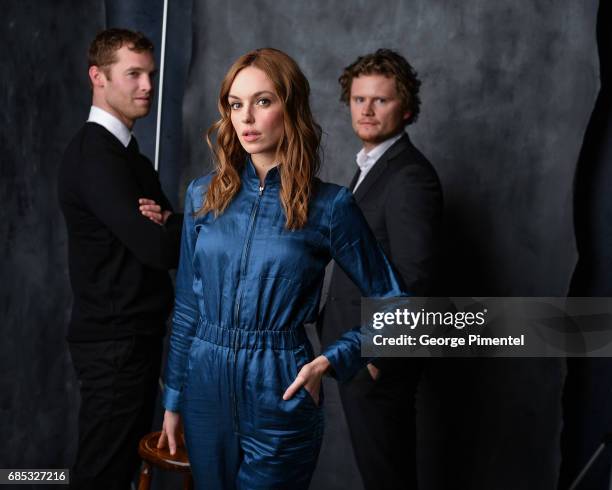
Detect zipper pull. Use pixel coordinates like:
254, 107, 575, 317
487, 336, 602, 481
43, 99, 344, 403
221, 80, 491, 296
259, 185, 264, 195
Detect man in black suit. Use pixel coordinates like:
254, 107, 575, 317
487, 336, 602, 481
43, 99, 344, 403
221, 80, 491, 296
58, 29, 182, 489
319, 49, 443, 489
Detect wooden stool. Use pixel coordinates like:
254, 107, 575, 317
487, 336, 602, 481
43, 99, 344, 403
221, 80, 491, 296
137, 431, 192, 490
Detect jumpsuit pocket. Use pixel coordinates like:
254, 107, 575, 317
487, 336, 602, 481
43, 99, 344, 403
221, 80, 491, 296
290, 344, 324, 409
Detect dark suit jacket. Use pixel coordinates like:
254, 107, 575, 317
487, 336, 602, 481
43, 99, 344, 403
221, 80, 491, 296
319, 133, 443, 376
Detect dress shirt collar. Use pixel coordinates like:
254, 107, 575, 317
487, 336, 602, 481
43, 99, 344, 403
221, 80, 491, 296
354, 131, 404, 190
87, 106, 132, 148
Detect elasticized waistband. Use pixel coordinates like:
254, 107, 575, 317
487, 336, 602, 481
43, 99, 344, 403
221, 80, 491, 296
195, 321, 307, 349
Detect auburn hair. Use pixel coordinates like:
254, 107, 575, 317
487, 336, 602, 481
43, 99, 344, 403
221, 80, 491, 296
199, 48, 322, 230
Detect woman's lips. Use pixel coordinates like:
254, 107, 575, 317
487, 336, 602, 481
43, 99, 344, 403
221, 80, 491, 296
243, 131, 261, 142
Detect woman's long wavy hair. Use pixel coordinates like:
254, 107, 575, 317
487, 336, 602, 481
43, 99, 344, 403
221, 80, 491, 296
198, 48, 322, 230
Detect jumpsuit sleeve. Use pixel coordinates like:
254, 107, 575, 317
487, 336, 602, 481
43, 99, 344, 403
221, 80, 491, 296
162, 180, 200, 412
321, 187, 408, 383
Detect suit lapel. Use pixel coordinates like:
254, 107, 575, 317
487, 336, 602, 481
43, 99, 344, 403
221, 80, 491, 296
352, 133, 411, 202
348, 170, 361, 192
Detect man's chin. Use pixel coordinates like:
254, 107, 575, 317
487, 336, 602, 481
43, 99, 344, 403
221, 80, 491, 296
132, 107, 151, 120
357, 133, 382, 146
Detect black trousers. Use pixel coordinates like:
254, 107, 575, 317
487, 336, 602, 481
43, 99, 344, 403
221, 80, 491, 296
68, 335, 163, 490
338, 360, 424, 490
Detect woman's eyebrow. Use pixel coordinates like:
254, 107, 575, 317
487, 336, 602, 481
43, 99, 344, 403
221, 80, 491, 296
228, 90, 275, 100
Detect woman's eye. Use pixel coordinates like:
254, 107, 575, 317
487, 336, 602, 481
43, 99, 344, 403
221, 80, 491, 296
230, 102, 241, 110
257, 98, 271, 106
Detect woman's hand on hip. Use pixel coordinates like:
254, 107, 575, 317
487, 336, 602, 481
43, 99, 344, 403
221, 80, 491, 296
157, 410, 182, 456
283, 355, 331, 406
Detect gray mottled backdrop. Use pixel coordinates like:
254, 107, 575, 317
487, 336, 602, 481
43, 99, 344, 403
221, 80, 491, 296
0, 1, 599, 489
1, 0, 104, 474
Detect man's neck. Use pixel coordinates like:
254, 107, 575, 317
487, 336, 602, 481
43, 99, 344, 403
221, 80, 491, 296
91, 95, 134, 130
360, 131, 404, 154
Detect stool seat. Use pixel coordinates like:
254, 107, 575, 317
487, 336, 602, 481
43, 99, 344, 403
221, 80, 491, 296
138, 431, 192, 490
139, 431, 191, 471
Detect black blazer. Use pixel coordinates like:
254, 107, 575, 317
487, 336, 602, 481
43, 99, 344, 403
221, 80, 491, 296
319, 133, 443, 374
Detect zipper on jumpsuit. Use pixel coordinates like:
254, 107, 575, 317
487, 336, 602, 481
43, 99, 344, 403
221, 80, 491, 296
231, 184, 265, 433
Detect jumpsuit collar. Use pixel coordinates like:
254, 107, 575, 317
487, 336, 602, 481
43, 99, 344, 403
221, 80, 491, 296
243, 157, 281, 191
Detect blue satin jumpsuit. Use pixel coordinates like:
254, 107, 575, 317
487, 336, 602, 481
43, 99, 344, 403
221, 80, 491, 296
162, 159, 405, 489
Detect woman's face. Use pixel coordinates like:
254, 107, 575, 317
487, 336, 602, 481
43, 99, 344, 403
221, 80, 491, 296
229, 66, 284, 168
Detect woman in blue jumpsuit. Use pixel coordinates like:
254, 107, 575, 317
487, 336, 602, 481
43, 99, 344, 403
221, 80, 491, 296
158, 48, 406, 489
